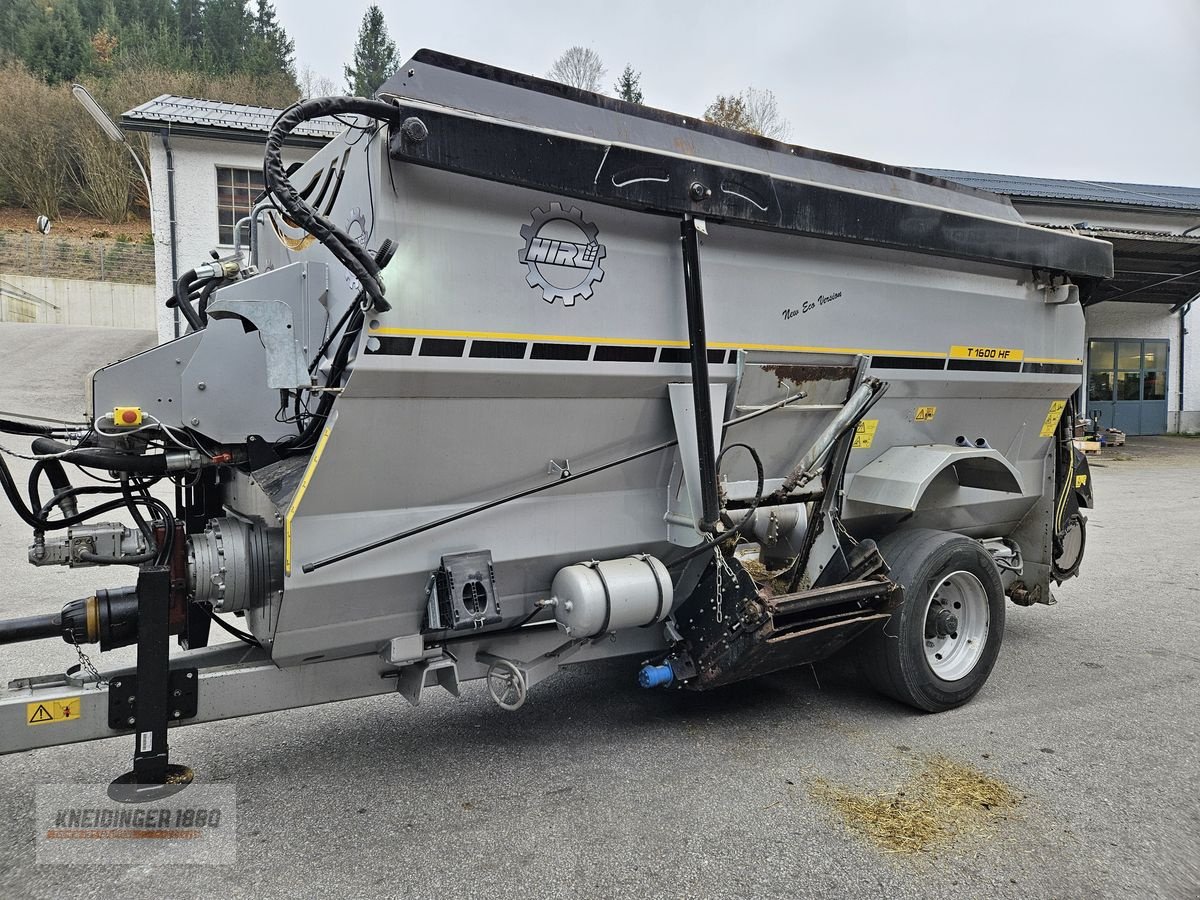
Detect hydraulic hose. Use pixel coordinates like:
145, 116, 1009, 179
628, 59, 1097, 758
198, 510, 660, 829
29, 458, 77, 518
264, 96, 399, 313
196, 277, 222, 325
30, 438, 169, 475
0, 417, 67, 437
167, 268, 203, 331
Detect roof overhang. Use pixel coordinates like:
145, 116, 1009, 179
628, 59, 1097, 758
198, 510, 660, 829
1065, 227, 1200, 310
119, 117, 332, 149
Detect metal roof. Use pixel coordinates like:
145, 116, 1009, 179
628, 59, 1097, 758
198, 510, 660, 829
918, 168, 1200, 212
121, 95, 341, 145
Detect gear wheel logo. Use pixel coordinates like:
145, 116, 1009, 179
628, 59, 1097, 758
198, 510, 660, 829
518, 203, 606, 306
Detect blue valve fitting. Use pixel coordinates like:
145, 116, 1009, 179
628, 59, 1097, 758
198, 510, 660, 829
638, 662, 674, 689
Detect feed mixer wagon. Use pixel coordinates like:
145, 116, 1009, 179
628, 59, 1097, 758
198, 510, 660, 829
0, 51, 1109, 796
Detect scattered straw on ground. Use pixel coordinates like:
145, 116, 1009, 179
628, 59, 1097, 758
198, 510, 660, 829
810, 755, 1020, 855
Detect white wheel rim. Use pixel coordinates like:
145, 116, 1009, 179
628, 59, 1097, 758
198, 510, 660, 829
922, 570, 989, 682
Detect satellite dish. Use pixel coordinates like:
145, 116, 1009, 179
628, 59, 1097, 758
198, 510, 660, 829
36, 216, 51, 235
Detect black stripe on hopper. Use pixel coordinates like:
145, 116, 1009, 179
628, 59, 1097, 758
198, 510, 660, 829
530, 342, 590, 361
872, 355, 947, 370
1022, 362, 1083, 375
419, 338, 467, 357
594, 345, 657, 362
947, 359, 1022, 373
369, 336, 415, 355
469, 340, 527, 359
657, 347, 732, 364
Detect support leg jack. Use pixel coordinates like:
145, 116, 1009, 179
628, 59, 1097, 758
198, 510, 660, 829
108, 566, 193, 803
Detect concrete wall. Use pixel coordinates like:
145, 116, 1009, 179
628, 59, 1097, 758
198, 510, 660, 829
147, 134, 316, 342
0, 273, 155, 329
1182, 302, 1199, 432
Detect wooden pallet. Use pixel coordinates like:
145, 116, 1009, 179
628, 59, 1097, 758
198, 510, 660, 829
1073, 440, 1102, 455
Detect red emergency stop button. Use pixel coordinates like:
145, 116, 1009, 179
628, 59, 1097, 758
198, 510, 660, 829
113, 407, 143, 427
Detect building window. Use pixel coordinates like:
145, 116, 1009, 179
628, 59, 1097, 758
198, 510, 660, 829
216, 167, 264, 246
1087, 338, 1168, 403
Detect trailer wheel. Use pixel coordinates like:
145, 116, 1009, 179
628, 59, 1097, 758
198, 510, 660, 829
858, 529, 1005, 712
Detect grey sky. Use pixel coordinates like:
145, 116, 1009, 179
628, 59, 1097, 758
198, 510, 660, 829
278, 0, 1199, 186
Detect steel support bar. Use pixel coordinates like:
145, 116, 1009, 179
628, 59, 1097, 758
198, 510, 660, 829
131, 566, 171, 784
0, 625, 666, 756
0, 646, 392, 755
680, 215, 720, 533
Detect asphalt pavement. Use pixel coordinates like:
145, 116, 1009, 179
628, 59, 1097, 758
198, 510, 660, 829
0, 324, 1196, 899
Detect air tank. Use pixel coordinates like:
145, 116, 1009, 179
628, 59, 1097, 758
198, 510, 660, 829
551, 555, 673, 638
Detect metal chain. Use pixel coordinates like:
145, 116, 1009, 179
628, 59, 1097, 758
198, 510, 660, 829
715, 551, 736, 624
69, 637, 107, 686
715, 563, 723, 623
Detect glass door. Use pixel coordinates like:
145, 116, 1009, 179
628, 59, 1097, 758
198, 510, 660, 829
1086, 338, 1168, 435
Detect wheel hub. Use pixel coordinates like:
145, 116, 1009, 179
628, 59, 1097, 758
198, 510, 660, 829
930, 608, 959, 638
922, 570, 990, 682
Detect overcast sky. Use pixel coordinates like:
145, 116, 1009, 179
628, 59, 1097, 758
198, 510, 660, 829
278, 0, 1199, 186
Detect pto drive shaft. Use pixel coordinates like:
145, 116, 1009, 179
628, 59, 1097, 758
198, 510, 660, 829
0, 587, 139, 649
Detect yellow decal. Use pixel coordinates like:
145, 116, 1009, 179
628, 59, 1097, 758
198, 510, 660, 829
950, 345, 1024, 362
1040, 400, 1067, 438
27, 697, 81, 726
852, 420, 879, 449
914, 406, 937, 422
1075, 474, 1088, 489
284, 426, 334, 576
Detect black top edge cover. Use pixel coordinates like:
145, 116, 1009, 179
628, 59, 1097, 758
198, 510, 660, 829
380, 50, 1114, 280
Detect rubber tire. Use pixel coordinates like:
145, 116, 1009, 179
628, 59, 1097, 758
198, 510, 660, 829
857, 528, 1005, 712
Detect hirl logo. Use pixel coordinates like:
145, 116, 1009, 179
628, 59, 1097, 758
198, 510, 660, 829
519, 203, 606, 306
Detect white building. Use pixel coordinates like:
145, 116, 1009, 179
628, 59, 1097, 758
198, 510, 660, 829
120, 96, 1200, 433
923, 170, 1200, 434
120, 96, 339, 340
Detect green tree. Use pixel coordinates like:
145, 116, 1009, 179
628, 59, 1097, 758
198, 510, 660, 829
201, 0, 252, 74
613, 64, 643, 104
0, 0, 39, 63
344, 5, 398, 97
112, 19, 192, 70
23, 0, 91, 84
248, 0, 294, 78
176, 0, 204, 49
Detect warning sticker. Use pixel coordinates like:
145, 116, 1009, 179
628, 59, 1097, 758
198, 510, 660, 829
852, 420, 879, 449
915, 406, 937, 422
27, 698, 81, 726
1040, 400, 1067, 438
950, 345, 1024, 362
